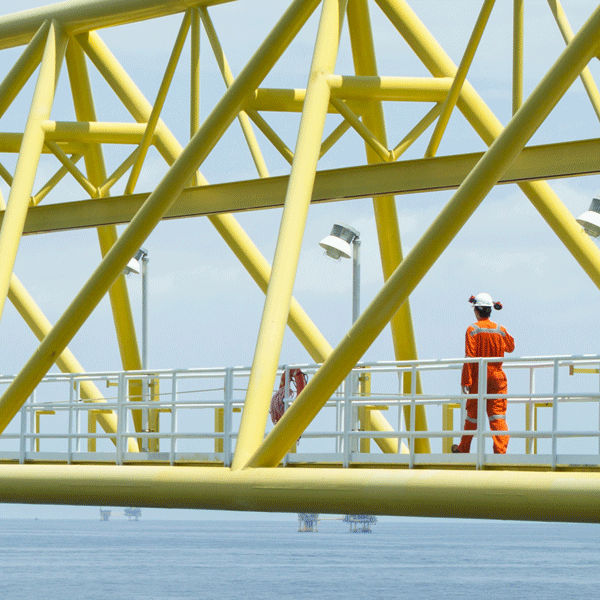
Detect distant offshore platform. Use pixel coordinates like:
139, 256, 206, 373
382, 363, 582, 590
297, 513, 377, 533
99, 507, 142, 521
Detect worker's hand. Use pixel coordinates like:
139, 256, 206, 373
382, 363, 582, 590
462, 385, 470, 394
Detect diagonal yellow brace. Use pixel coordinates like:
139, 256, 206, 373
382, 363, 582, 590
425, 0, 495, 157
244, 2, 600, 468
548, 0, 600, 122
0, 0, 323, 435
125, 10, 192, 195
0, 20, 49, 119
0, 21, 66, 325
232, 0, 348, 470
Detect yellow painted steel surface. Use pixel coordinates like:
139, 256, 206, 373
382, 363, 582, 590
0, 465, 599, 523
1, 0, 600, 520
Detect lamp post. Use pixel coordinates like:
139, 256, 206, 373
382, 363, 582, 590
319, 223, 361, 324
319, 223, 361, 455
124, 247, 150, 450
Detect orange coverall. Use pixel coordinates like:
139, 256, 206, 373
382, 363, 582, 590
456, 317, 515, 454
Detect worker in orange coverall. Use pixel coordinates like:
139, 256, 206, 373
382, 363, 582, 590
452, 292, 515, 455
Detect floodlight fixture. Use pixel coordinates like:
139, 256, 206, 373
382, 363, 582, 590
576, 198, 600, 238
319, 223, 360, 260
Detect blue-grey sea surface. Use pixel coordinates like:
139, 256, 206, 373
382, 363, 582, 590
0, 518, 598, 599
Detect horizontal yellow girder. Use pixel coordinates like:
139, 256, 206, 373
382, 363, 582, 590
244, 77, 453, 111
0, 464, 599, 522
0, 0, 235, 51
8, 137, 600, 235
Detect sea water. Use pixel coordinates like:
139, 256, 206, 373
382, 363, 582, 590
0, 518, 598, 599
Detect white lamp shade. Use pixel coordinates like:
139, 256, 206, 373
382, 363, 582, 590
319, 235, 352, 259
124, 256, 141, 275
577, 210, 600, 238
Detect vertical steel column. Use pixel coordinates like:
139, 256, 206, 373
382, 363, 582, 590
244, 4, 600, 468
513, 0, 523, 115
232, 0, 347, 469
0, 21, 65, 323
65, 38, 144, 435
347, 0, 429, 452
191, 8, 200, 139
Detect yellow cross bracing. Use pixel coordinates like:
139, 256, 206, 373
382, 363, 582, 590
1, 0, 600, 521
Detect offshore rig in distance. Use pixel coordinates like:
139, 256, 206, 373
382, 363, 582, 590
297, 513, 377, 533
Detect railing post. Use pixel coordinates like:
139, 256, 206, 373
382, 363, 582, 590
19, 399, 28, 464
409, 363, 417, 469
169, 371, 177, 466
526, 366, 534, 454
343, 373, 352, 468
223, 367, 233, 467
116, 371, 126, 466
68, 374, 75, 464
552, 359, 559, 470
476, 358, 487, 469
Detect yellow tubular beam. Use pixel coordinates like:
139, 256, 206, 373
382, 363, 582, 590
1, 465, 600, 523
0, 0, 323, 435
65, 39, 143, 396
0, 21, 49, 119
513, 0, 523, 115
8, 137, 600, 234
0, 162, 13, 186
0, 21, 65, 324
80, 28, 333, 365
329, 97, 391, 162
191, 8, 200, 138
246, 5, 600, 469
200, 7, 269, 178
248, 110, 295, 164
42, 120, 150, 144
232, 0, 348, 470
378, 0, 600, 292
548, 0, 600, 122
347, 0, 429, 452
7, 275, 138, 453
391, 102, 441, 159
244, 78, 453, 112
320, 116, 354, 158
32, 153, 84, 206
97, 148, 140, 198
125, 10, 192, 195
425, 0, 495, 158
0, 0, 235, 51
44, 140, 98, 197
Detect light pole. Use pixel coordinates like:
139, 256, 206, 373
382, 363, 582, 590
319, 223, 360, 324
124, 247, 150, 450
319, 223, 361, 454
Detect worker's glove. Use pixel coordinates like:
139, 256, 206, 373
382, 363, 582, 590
462, 385, 470, 394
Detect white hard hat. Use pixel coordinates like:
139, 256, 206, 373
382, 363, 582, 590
469, 292, 493, 307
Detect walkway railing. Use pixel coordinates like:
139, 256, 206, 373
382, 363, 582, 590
0, 354, 599, 469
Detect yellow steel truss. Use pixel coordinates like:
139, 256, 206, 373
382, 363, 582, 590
0, 0, 600, 520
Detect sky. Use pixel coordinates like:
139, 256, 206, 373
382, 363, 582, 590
1, 0, 600, 519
